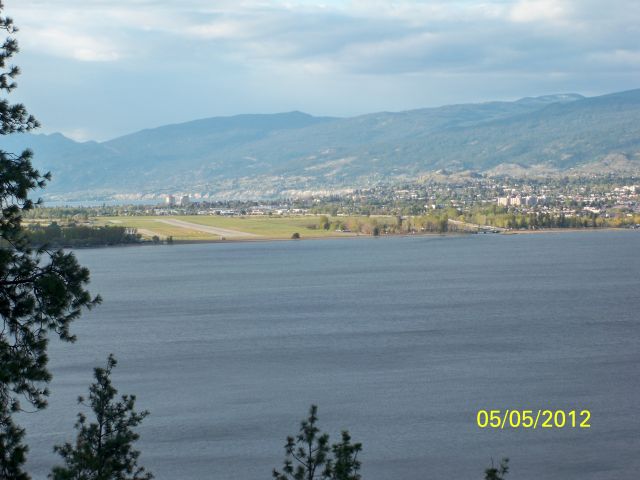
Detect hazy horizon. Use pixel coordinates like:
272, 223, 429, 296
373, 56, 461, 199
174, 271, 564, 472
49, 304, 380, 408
19, 88, 637, 144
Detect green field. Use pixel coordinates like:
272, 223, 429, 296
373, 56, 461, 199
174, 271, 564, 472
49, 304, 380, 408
95, 215, 369, 241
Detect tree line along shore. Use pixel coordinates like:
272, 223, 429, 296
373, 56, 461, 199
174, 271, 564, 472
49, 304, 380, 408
18, 207, 640, 248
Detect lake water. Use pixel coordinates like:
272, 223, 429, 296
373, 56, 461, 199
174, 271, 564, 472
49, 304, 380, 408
19, 231, 640, 479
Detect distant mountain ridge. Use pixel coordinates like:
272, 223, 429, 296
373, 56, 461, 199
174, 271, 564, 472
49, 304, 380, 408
1, 89, 639, 200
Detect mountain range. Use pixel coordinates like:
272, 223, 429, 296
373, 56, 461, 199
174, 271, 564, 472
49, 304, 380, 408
1, 89, 639, 200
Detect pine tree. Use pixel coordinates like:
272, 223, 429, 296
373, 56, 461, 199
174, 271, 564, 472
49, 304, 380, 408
273, 405, 362, 480
485, 458, 509, 480
0, 413, 28, 480
50, 354, 153, 480
0, 2, 100, 478
273, 405, 331, 480
327, 431, 361, 480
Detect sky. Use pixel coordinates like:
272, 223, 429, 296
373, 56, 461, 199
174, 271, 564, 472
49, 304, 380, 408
5, 0, 640, 141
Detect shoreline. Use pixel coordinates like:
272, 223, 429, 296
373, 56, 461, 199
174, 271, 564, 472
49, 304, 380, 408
173, 226, 637, 244
66, 226, 637, 249
501, 227, 630, 235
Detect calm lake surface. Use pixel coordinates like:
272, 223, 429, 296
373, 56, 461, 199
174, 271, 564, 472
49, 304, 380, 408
20, 231, 640, 479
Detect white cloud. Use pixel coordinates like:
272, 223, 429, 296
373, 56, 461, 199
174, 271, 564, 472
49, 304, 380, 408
7, 0, 640, 80
509, 0, 570, 23
24, 27, 121, 62
186, 20, 256, 40
13, 5, 125, 62
6, 0, 640, 139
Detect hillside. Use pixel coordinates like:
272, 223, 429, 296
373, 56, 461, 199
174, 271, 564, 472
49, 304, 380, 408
1, 90, 639, 200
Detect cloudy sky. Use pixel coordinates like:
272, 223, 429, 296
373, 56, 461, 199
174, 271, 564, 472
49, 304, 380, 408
6, 0, 640, 140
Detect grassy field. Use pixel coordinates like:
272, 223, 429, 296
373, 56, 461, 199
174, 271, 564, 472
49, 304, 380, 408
95, 215, 367, 241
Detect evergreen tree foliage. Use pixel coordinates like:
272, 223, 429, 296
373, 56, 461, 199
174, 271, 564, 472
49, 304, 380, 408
0, 412, 28, 480
485, 458, 509, 480
50, 354, 153, 480
273, 405, 330, 480
0, 2, 100, 476
328, 431, 361, 480
273, 405, 362, 480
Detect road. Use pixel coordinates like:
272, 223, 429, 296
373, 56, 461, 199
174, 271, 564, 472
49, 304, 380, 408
157, 218, 261, 238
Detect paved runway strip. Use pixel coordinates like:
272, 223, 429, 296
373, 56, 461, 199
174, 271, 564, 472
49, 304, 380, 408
157, 218, 261, 238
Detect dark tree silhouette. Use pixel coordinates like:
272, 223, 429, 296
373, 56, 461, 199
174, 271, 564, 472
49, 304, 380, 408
0, 2, 99, 477
50, 355, 153, 480
273, 405, 331, 480
328, 431, 361, 480
273, 405, 362, 480
485, 458, 509, 480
